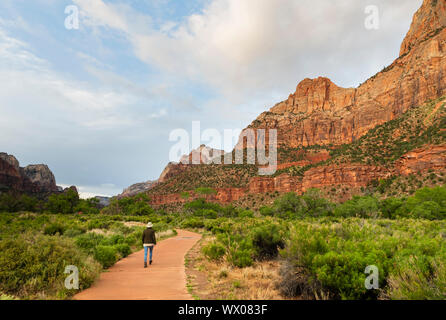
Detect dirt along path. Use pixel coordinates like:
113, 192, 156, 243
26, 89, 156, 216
74, 229, 201, 300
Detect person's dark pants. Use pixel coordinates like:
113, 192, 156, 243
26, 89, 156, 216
144, 245, 154, 263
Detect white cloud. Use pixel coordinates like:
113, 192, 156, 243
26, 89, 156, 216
73, 0, 422, 106
0, 26, 150, 131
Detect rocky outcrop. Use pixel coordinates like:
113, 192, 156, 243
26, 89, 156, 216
395, 145, 446, 175
400, 0, 446, 57
120, 145, 224, 199
21, 165, 58, 192
158, 162, 189, 183
301, 165, 390, 192
0, 152, 59, 194
0, 154, 23, 192
95, 196, 111, 208
0, 153, 20, 170
179, 145, 224, 164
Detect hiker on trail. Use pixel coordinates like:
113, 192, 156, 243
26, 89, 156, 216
142, 222, 157, 268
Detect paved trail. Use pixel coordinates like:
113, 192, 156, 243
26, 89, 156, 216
74, 230, 201, 300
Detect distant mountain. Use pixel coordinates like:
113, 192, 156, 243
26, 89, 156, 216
118, 145, 225, 198
0, 152, 59, 195
94, 196, 111, 208
118, 181, 158, 198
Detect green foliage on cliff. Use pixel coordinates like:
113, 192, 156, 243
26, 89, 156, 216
147, 164, 258, 195
329, 98, 446, 166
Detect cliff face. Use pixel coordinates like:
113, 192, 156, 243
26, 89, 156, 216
0, 153, 59, 194
400, 0, 446, 56
21, 165, 58, 193
119, 180, 157, 198
0, 154, 22, 192
144, 0, 446, 207
150, 144, 445, 206
236, 0, 446, 149
395, 144, 446, 175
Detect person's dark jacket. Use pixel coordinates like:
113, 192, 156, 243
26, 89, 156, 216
142, 228, 157, 245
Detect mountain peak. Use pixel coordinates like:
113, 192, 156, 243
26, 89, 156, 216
400, 0, 446, 56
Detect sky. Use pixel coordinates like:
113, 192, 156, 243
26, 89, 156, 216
0, 0, 423, 198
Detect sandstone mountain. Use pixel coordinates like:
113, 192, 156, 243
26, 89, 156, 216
237, 0, 446, 151
118, 180, 158, 198
179, 145, 224, 165
0, 152, 59, 194
119, 145, 225, 198
135, 0, 446, 208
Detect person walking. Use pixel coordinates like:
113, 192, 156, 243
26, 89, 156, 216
142, 222, 157, 268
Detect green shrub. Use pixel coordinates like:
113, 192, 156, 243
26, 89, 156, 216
63, 227, 85, 238
115, 243, 131, 258
227, 249, 253, 268
259, 206, 274, 217
100, 234, 125, 246
94, 245, 118, 268
202, 242, 226, 262
281, 218, 445, 299
334, 196, 380, 218
238, 210, 254, 218
181, 218, 205, 229
386, 255, 446, 300
0, 234, 101, 299
44, 224, 65, 236
251, 224, 285, 260
75, 233, 105, 252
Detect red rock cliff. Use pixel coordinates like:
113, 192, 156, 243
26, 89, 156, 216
237, 0, 446, 149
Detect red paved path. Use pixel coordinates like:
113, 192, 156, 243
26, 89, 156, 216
74, 230, 201, 300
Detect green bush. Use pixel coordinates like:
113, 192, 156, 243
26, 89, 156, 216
46, 189, 80, 214
386, 255, 446, 300
181, 218, 205, 229
75, 233, 105, 252
115, 243, 131, 258
251, 224, 285, 260
399, 186, 446, 220
44, 224, 65, 236
334, 196, 380, 218
63, 227, 86, 238
100, 234, 125, 246
281, 218, 445, 299
239, 210, 254, 218
227, 249, 253, 268
0, 234, 101, 299
259, 206, 274, 217
202, 242, 226, 262
94, 245, 118, 268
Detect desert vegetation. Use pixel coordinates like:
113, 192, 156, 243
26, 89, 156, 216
181, 186, 446, 300
0, 199, 176, 299
0, 183, 445, 300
